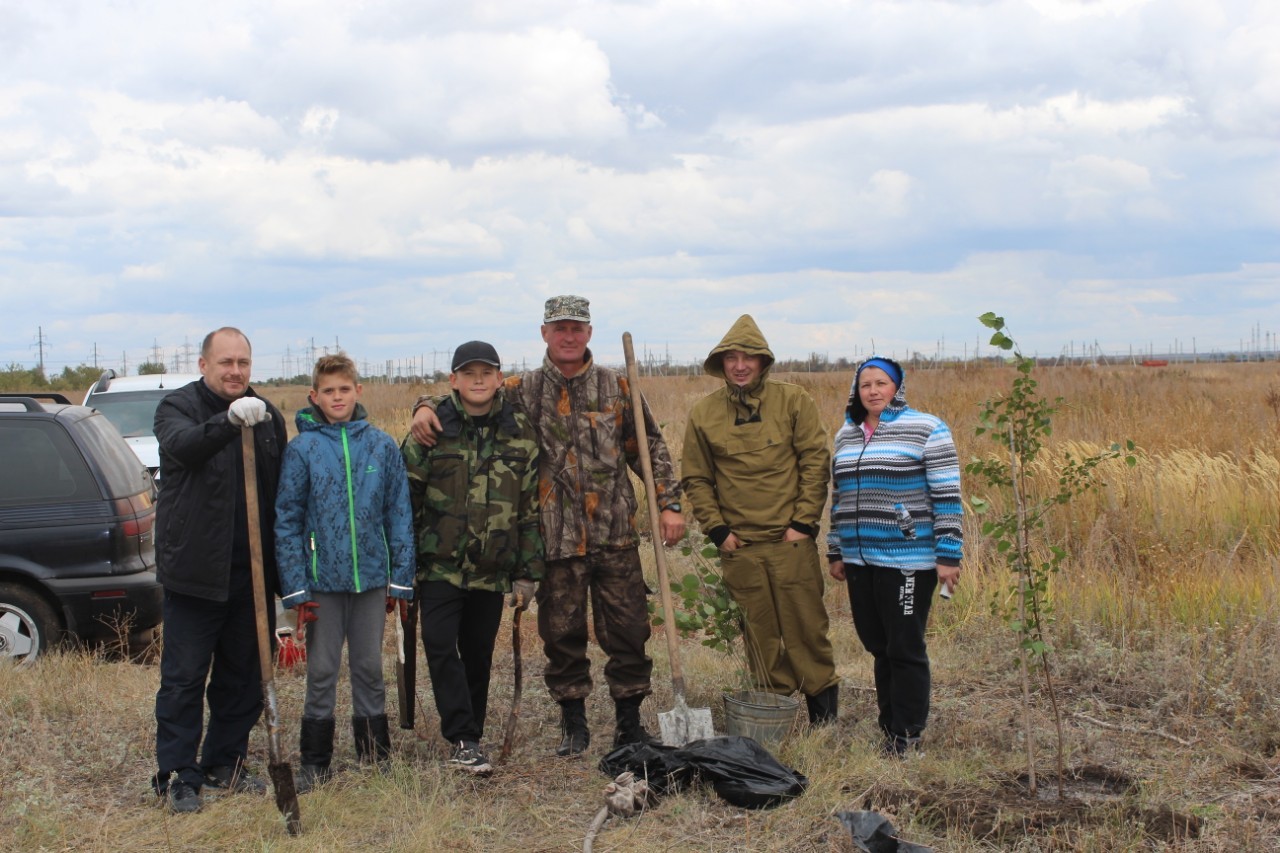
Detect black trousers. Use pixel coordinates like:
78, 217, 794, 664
153, 571, 269, 791
845, 564, 937, 738
419, 580, 505, 744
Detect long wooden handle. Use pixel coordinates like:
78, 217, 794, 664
622, 333, 687, 702
241, 427, 283, 760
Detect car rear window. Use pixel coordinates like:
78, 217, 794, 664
0, 421, 100, 504
73, 414, 153, 499
84, 389, 175, 437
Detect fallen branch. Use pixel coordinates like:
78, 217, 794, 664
1071, 712, 1196, 746
582, 807, 610, 853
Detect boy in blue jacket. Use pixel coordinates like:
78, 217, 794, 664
274, 354, 415, 791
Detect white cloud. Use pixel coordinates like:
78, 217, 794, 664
0, 0, 1276, 374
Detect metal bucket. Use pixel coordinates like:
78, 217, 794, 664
723, 689, 799, 747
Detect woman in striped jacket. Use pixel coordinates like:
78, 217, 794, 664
827, 356, 963, 756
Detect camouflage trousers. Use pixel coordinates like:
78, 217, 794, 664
537, 548, 653, 703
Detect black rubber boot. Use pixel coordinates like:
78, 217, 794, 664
556, 699, 590, 756
353, 714, 392, 767
613, 695, 662, 748
805, 684, 839, 726
296, 716, 335, 793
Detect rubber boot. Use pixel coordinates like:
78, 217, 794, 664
613, 695, 662, 748
805, 684, 839, 726
353, 714, 392, 768
296, 716, 335, 793
556, 699, 590, 756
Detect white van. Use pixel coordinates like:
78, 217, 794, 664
83, 371, 202, 486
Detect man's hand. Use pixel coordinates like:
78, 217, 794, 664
782, 527, 810, 542
410, 405, 442, 447
721, 532, 742, 552
828, 560, 846, 582
228, 397, 268, 427
387, 596, 409, 620
659, 509, 685, 547
295, 600, 319, 625
510, 578, 536, 609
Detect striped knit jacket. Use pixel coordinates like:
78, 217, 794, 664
826, 360, 963, 571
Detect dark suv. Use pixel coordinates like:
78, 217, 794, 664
0, 393, 162, 664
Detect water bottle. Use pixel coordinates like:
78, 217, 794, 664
894, 503, 916, 540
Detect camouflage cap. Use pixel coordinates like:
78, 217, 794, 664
543, 295, 590, 323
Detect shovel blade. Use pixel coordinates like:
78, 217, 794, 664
268, 761, 302, 836
658, 700, 715, 746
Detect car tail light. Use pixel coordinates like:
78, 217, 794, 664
116, 493, 156, 538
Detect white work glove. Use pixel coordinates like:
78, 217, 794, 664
510, 578, 536, 609
228, 397, 269, 427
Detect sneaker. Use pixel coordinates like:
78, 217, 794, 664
447, 741, 493, 777
167, 780, 202, 814
204, 764, 268, 794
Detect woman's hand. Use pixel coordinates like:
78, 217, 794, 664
937, 563, 960, 596
828, 560, 846, 582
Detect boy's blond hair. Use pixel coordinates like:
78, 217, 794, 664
312, 353, 359, 389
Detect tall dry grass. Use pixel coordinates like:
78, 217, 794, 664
4, 360, 1277, 850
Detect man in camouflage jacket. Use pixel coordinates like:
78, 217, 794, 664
402, 341, 543, 775
412, 296, 684, 756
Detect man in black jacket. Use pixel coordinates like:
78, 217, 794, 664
150, 327, 287, 814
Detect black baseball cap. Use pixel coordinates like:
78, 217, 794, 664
451, 340, 502, 372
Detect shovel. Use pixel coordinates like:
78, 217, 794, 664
241, 425, 302, 835
622, 333, 715, 746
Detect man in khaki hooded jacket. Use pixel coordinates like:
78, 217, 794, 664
681, 315, 839, 724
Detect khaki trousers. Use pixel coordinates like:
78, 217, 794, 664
719, 538, 837, 696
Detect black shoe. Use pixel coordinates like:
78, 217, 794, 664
447, 741, 493, 777
167, 780, 202, 814
556, 699, 590, 756
881, 732, 923, 759
805, 684, 839, 726
204, 764, 267, 794
613, 695, 662, 748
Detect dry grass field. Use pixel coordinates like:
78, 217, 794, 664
3, 361, 1280, 851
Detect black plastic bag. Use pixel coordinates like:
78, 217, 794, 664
835, 811, 933, 852
600, 736, 808, 809
598, 741, 694, 795
677, 735, 808, 809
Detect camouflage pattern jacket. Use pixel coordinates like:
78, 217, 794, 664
401, 390, 544, 591
507, 349, 681, 561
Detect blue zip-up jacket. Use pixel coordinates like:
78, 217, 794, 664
274, 404, 415, 609
827, 357, 963, 571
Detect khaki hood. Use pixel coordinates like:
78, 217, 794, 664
704, 314, 775, 381
704, 314, 775, 420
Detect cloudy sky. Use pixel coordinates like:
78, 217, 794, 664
3, 0, 1276, 379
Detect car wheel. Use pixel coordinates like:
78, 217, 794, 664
0, 584, 61, 666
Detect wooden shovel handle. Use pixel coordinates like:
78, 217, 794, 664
622, 333, 688, 701
241, 427, 276, 694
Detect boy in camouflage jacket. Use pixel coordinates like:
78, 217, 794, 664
400, 341, 543, 776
